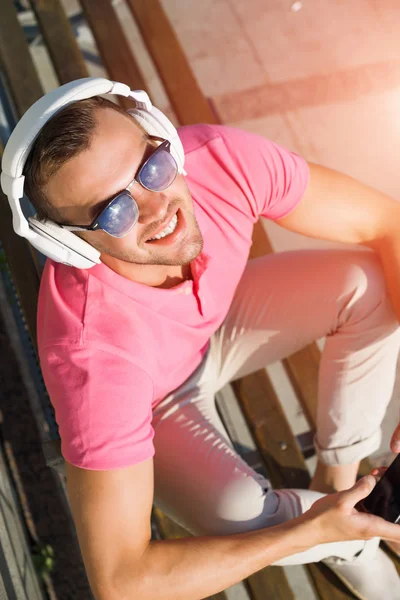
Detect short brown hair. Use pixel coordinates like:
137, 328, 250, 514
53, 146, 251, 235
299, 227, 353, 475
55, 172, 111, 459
23, 96, 137, 222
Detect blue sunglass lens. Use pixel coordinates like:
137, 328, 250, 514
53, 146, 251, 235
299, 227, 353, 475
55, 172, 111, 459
97, 192, 138, 238
139, 149, 177, 191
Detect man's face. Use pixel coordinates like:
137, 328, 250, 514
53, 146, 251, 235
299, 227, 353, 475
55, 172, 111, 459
44, 107, 203, 268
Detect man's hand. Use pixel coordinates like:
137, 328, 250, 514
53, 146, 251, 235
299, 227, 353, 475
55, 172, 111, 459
302, 472, 400, 546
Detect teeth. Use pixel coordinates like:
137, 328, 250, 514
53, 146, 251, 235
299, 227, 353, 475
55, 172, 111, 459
149, 214, 178, 241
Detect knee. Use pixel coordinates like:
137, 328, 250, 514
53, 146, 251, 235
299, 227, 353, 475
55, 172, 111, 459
189, 476, 272, 536
347, 252, 385, 305
195, 479, 304, 536
338, 251, 398, 334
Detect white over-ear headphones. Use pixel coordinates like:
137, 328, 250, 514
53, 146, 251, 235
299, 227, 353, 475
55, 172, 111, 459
0, 77, 186, 269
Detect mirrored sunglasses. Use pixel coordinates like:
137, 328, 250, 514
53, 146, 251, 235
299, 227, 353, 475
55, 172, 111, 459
59, 136, 178, 238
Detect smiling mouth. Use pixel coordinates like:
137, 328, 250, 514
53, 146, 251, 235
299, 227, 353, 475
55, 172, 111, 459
144, 209, 185, 246
147, 213, 178, 241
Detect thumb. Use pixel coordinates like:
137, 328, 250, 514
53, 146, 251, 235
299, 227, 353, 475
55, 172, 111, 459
339, 475, 376, 507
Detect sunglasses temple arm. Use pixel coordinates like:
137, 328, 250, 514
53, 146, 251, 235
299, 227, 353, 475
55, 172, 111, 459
60, 224, 91, 232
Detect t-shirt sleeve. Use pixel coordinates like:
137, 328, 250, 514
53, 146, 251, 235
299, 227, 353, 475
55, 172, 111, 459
40, 343, 155, 470
216, 125, 310, 220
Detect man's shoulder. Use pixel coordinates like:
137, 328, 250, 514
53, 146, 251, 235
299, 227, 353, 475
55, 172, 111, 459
39, 258, 89, 302
178, 123, 234, 155
37, 259, 92, 348
178, 123, 275, 163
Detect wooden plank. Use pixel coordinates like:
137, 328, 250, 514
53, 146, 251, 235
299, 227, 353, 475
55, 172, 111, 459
29, 0, 88, 83
126, 0, 218, 125
0, 144, 40, 346
284, 346, 320, 427
0, 2, 45, 344
152, 508, 229, 600
243, 547, 296, 598
233, 371, 357, 600
79, 0, 148, 110
0, 438, 45, 599
232, 371, 310, 490
0, 0, 44, 115
244, 571, 295, 600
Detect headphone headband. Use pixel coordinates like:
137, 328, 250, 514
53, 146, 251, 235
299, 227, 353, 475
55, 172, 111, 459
2, 79, 151, 184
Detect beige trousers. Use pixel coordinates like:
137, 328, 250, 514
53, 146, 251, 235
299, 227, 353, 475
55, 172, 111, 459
152, 248, 400, 564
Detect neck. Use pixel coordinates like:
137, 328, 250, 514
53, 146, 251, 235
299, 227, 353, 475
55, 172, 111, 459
100, 254, 192, 289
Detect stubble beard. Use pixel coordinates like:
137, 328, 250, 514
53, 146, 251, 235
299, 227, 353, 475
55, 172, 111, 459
90, 210, 204, 267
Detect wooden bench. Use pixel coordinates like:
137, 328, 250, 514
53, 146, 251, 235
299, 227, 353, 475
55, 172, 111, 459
1, 1, 398, 599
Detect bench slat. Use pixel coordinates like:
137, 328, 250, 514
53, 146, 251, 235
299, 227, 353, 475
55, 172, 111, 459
0, 1, 48, 345
79, 0, 148, 110
0, 0, 43, 114
0, 188, 40, 345
126, 0, 218, 125
284, 345, 320, 427
30, 0, 88, 83
232, 371, 310, 489
245, 570, 295, 600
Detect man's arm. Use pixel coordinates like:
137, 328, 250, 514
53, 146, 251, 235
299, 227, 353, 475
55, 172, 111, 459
66, 458, 400, 600
66, 457, 310, 600
276, 162, 400, 322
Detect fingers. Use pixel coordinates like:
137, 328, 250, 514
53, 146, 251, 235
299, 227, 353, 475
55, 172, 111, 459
368, 514, 400, 543
370, 466, 387, 479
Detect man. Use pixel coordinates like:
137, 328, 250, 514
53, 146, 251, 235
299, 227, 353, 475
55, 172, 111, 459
6, 83, 400, 600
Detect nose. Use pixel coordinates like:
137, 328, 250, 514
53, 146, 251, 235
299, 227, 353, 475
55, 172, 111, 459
135, 186, 169, 225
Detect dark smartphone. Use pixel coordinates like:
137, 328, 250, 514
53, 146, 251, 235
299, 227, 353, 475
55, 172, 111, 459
356, 454, 400, 523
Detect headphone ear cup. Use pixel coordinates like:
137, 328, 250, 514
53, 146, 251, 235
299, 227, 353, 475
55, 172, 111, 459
127, 108, 185, 174
28, 217, 101, 268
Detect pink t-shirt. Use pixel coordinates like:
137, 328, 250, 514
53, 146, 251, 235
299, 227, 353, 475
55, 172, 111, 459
38, 125, 309, 470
